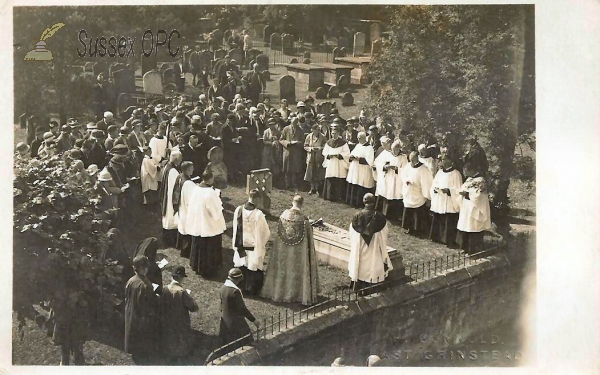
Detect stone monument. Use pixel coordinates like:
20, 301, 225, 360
246, 168, 273, 213
353, 32, 366, 56
206, 146, 228, 189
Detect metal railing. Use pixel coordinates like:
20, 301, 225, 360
205, 237, 513, 365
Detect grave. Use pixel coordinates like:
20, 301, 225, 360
206, 146, 228, 189
328, 85, 339, 99
282, 34, 294, 55
256, 54, 269, 72
316, 101, 335, 117
370, 22, 381, 45
143, 70, 163, 95
334, 56, 372, 84
228, 48, 244, 65
353, 32, 366, 57
246, 168, 272, 213
303, 51, 311, 59
337, 75, 351, 91
84, 62, 94, 72
270, 33, 281, 51
263, 25, 274, 43
163, 68, 175, 86
302, 58, 311, 64
112, 68, 136, 95
338, 37, 349, 49
93, 62, 107, 78
313, 62, 353, 88
371, 39, 382, 56
141, 53, 158, 75
283, 63, 325, 91
159, 63, 170, 74
315, 86, 327, 100
279, 75, 296, 103
245, 49, 262, 69
109, 63, 127, 79
312, 222, 405, 279
341, 92, 354, 106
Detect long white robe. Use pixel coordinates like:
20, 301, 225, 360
185, 186, 226, 237
401, 163, 433, 208
348, 223, 392, 283
374, 150, 406, 200
346, 143, 375, 188
141, 156, 159, 193
232, 206, 271, 271
149, 136, 168, 162
162, 168, 180, 230
177, 180, 199, 236
322, 142, 350, 179
430, 169, 463, 214
457, 177, 492, 233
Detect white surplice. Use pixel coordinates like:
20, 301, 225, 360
149, 136, 168, 162
401, 163, 433, 208
177, 180, 199, 236
346, 143, 375, 188
232, 206, 271, 271
140, 155, 160, 193
373, 150, 407, 200
322, 142, 350, 178
430, 168, 463, 214
348, 223, 392, 283
457, 176, 492, 233
161, 168, 180, 230
185, 186, 226, 237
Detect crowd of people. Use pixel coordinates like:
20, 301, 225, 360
16, 56, 494, 364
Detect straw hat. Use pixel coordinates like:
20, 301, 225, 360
97, 168, 113, 182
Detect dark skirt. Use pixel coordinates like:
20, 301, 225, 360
322, 177, 347, 202
240, 266, 264, 295
346, 184, 374, 207
456, 230, 484, 254
162, 229, 179, 248
376, 196, 404, 220
401, 204, 430, 235
218, 318, 254, 349
189, 234, 223, 277
429, 212, 459, 246
176, 233, 192, 258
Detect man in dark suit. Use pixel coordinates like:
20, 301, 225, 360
180, 134, 207, 178
219, 268, 260, 350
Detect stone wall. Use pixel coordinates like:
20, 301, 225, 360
210, 240, 533, 366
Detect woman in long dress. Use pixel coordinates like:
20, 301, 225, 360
303, 124, 326, 194
261, 119, 283, 187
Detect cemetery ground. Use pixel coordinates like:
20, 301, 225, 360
11, 65, 536, 366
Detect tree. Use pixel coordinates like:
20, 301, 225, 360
367, 5, 535, 217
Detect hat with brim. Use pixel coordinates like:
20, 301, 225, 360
171, 265, 187, 278
43, 132, 56, 141
91, 130, 105, 139
86, 122, 98, 130
97, 169, 113, 182
111, 144, 128, 155
16, 142, 30, 155
110, 155, 126, 166
35, 126, 47, 135
86, 164, 99, 176
228, 267, 244, 280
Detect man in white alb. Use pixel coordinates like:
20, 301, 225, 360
401, 151, 433, 236
373, 138, 408, 221
456, 163, 492, 254
346, 132, 375, 208
160, 151, 182, 247
321, 125, 350, 202
429, 155, 463, 247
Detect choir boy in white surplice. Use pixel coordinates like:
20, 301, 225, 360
456, 163, 492, 254
429, 155, 463, 247
346, 132, 375, 207
321, 126, 350, 202
188, 170, 227, 278
348, 193, 393, 291
140, 146, 160, 205
373, 138, 407, 220
175, 162, 197, 258
232, 189, 271, 295
160, 151, 182, 247
401, 151, 433, 236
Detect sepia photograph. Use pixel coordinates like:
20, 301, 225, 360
11, 3, 539, 368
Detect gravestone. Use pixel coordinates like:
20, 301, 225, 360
19, 113, 27, 130
213, 48, 226, 60
270, 33, 281, 51
328, 85, 339, 99
338, 37, 349, 49
371, 39, 382, 56
163, 68, 175, 86
199, 50, 213, 69
340, 47, 348, 55
117, 93, 136, 116
353, 32, 366, 56
256, 54, 269, 71
212, 29, 224, 47
159, 63, 170, 74
109, 63, 127, 79
337, 75, 350, 91
84, 62, 94, 72
173, 62, 182, 78
246, 49, 262, 68
315, 86, 327, 100
143, 70, 163, 95
370, 23, 381, 44
341, 92, 354, 106
316, 101, 335, 117
92, 62, 107, 78
303, 51, 311, 59
289, 58, 299, 64
333, 47, 342, 59
206, 146, 228, 189
113, 68, 136, 95
141, 53, 158, 75
246, 168, 273, 213
279, 75, 296, 103
282, 34, 294, 55
303, 58, 311, 64
263, 25, 274, 43
183, 49, 193, 73
228, 48, 244, 65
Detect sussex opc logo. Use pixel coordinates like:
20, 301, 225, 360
24, 22, 65, 61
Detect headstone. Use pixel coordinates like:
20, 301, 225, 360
316, 101, 335, 117
84, 62, 94, 72
337, 75, 350, 91
109, 63, 127, 79
270, 33, 282, 51
263, 25, 274, 43
289, 58, 299, 64
159, 63, 170, 74
19, 113, 27, 130
256, 54, 269, 71
213, 48, 226, 60
92, 62, 107, 78
246, 49, 262, 69
338, 37, 349, 49
141, 53, 158, 75
163, 68, 175, 86
371, 39, 383, 56
340, 47, 348, 55
302, 58, 311, 64
199, 51, 213, 69
303, 51, 311, 59
370, 23, 381, 44
228, 48, 244, 66
341, 92, 354, 106
279, 75, 295, 103
143, 70, 163, 95
353, 32, 366, 56
113, 68, 136, 95
315, 86, 327, 100
333, 47, 342, 59
282, 34, 294, 55
246, 169, 273, 213
206, 146, 228, 189
328, 85, 339, 99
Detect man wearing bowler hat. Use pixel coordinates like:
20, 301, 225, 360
159, 265, 198, 364
219, 268, 260, 350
